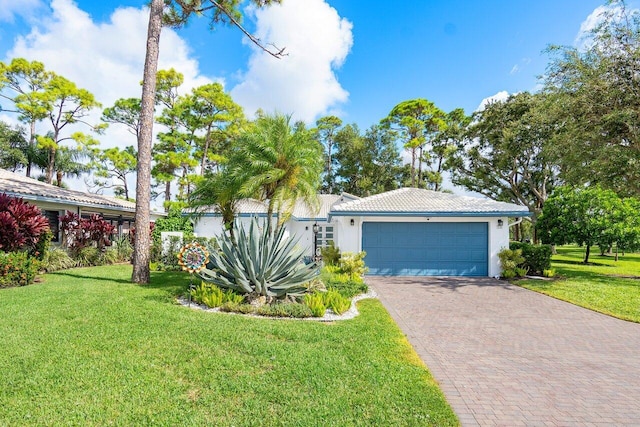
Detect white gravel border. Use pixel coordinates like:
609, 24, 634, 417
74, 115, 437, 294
176, 289, 378, 322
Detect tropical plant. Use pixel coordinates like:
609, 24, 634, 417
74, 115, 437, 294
323, 289, 351, 315
320, 241, 341, 266
112, 235, 134, 262
0, 251, 40, 288
41, 247, 76, 272
199, 218, 320, 298
60, 211, 115, 253
226, 113, 323, 236
303, 292, 327, 317
338, 251, 368, 279
188, 171, 242, 238
0, 193, 51, 255
498, 248, 525, 279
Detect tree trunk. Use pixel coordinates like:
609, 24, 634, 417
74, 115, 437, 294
132, 0, 163, 284
164, 180, 171, 210
410, 147, 416, 187
417, 145, 423, 188
45, 148, 56, 184
26, 120, 36, 178
583, 244, 591, 264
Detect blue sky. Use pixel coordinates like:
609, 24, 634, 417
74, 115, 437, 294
0, 0, 612, 130
0, 0, 624, 198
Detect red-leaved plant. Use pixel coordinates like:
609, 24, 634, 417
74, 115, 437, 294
0, 193, 50, 254
60, 211, 115, 252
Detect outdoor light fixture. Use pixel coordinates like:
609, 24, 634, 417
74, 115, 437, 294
350, 219, 355, 226
497, 219, 504, 228
312, 223, 319, 234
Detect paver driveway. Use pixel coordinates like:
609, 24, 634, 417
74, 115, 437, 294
366, 276, 640, 427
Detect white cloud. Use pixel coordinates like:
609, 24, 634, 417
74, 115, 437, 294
0, 0, 43, 22
2, 0, 213, 200
574, 4, 631, 48
576, 5, 610, 45
475, 90, 510, 112
8, 0, 211, 112
509, 64, 520, 75
231, 0, 353, 123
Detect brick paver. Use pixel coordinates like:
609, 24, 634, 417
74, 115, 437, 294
366, 276, 640, 427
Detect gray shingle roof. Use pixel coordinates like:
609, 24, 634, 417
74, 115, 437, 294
330, 188, 530, 216
0, 168, 136, 212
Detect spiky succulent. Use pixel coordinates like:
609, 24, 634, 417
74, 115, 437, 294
199, 218, 319, 297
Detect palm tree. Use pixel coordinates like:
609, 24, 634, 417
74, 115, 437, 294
227, 113, 323, 236
189, 170, 242, 241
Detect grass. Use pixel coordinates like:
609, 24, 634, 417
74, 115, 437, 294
0, 265, 457, 426
518, 245, 640, 322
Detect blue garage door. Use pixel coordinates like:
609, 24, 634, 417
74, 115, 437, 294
362, 222, 488, 276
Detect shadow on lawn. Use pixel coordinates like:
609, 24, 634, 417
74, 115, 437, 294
553, 259, 612, 267
48, 270, 132, 285
149, 270, 192, 296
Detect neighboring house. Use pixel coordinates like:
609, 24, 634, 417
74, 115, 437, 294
0, 168, 164, 243
191, 187, 529, 277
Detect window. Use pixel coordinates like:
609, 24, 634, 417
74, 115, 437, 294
43, 210, 60, 242
316, 224, 335, 248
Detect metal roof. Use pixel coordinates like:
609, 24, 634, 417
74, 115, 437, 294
0, 168, 137, 212
330, 187, 530, 216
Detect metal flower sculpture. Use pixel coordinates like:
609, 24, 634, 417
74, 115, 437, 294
178, 242, 209, 274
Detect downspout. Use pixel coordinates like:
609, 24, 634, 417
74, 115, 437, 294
508, 217, 523, 228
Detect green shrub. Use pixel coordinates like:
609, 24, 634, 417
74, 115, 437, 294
509, 242, 552, 275
320, 265, 368, 298
304, 292, 327, 317
32, 228, 52, 261
323, 289, 351, 315
73, 246, 100, 267
157, 235, 183, 271
339, 251, 368, 279
543, 268, 556, 278
202, 286, 225, 308
190, 282, 244, 308
41, 248, 76, 272
99, 248, 120, 265
256, 302, 313, 318
220, 302, 255, 314
0, 251, 40, 288
515, 267, 529, 277
113, 235, 133, 262
189, 282, 209, 305
320, 241, 341, 266
498, 248, 525, 279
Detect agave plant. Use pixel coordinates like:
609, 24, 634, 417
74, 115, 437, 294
199, 218, 319, 297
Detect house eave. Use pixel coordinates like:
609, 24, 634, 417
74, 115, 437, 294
3, 191, 137, 214
329, 210, 532, 220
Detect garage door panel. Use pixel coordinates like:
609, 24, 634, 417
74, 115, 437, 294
363, 222, 488, 276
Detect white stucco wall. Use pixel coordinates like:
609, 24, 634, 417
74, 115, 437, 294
332, 215, 510, 277
192, 215, 334, 259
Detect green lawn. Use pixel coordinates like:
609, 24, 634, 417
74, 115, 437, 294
518, 246, 640, 322
0, 265, 457, 426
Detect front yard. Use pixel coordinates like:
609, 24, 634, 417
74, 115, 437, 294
518, 246, 640, 322
0, 265, 457, 426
